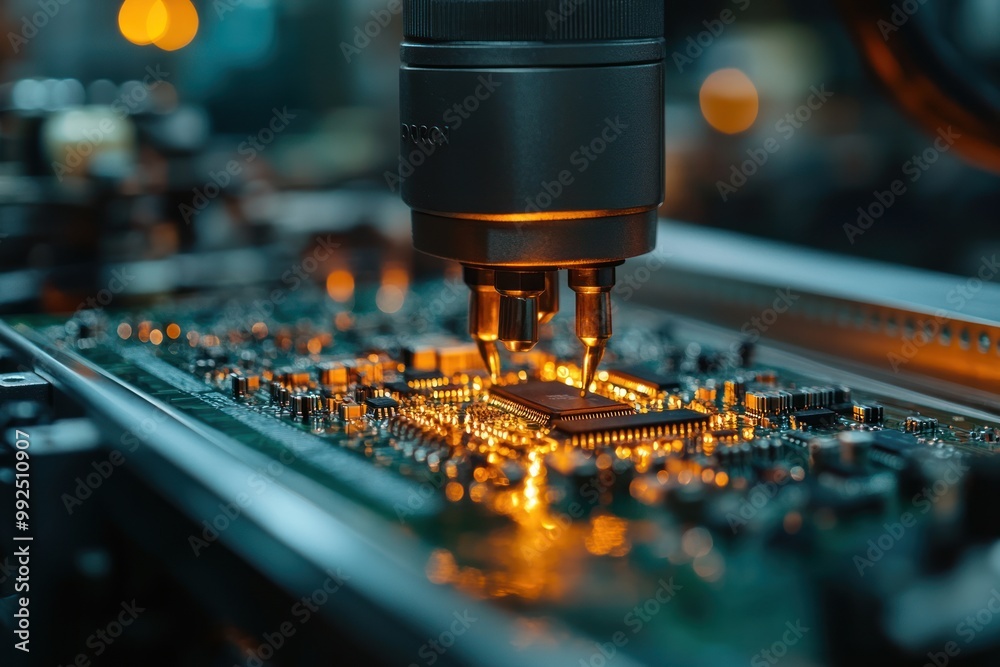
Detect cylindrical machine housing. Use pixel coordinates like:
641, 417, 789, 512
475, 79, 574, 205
399, 0, 665, 268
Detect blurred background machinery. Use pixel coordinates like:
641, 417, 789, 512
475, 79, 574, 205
1, 2, 1000, 666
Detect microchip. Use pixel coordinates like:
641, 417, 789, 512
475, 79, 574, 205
488, 381, 633, 425
872, 430, 918, 455
550, 409, 710, 446
384, 380, 416, 397
871, 430, 919, 468
365, 396, 399, 419
405, 369, 450, 390
853, 403, 884, 424
745, 390, 792, 416
603, 366, 682, 395
790, 408, 837, 430
904, 415, 938, 434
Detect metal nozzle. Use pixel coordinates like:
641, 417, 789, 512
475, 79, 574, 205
569, 267, 616, 397
537, 271, 560, 325
496, 270, 546, 352
465, 267, 502, 380
498, 296, 539, 352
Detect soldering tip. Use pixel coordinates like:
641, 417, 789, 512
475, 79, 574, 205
476, 339, 502, 382
580, 341, 606, 397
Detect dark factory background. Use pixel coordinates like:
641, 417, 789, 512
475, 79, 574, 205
1, 0, 998, 320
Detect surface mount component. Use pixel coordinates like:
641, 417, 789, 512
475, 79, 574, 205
853, 403, 884, 424
551, 409, 710, 446
365, 396, 399, 419
790, 408, 838, 429
487, 381, 633, 425
398, 0, 666, 391
905, 415, 939, 434
605, 365, 683, 395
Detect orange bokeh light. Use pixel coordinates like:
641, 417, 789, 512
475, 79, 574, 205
154, 0, 199, 51
118, 0, 168, 45
699, 68, 759, 135
118, 0, 199, 51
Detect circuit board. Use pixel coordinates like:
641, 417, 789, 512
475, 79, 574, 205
10, 282, 1000, 666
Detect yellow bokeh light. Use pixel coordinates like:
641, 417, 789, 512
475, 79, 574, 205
119, 0, 199, 51
119, 0, 169, 46
699, 68, 759, 135
154, 0, 199, 52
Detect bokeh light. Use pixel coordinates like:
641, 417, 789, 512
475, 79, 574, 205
699, 68, 760, 134
119, 0, 199, 51
119, 0, 169, 46
154, 0, 200, 52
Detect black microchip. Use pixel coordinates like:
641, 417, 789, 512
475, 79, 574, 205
904, 415, 938, 434
604, 366, 682, 394
488, 381, 633, 424
790, 408, 837, 429
365, 395, 399, 419
872, 430, 918, 455
830, 402, 855, 416
853, 403, 884, 424
383, 380, 415, 397
551, 409, 709, 445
